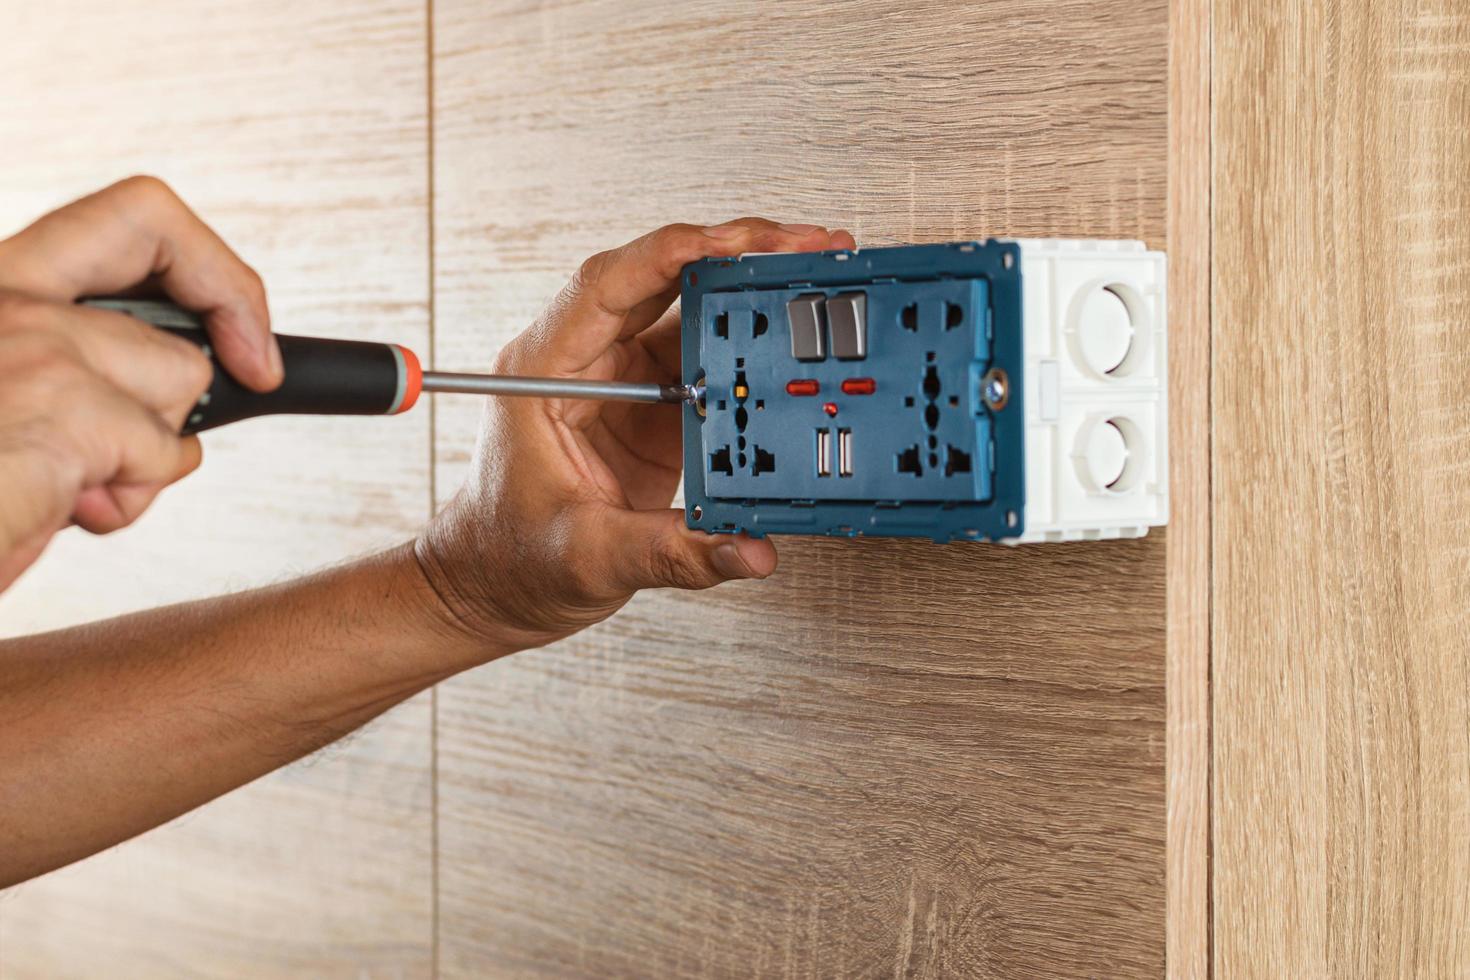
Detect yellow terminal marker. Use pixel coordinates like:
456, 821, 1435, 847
733, 384, 749, 399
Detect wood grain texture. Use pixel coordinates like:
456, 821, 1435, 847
431, 1, 1169, 976
1167, 0, 1212, 975
0, 1, 434, 975
1212, 0, 1470, 975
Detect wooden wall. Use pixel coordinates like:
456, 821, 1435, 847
1211, 0, 1470, 974
429, 1, 1169, 976
0, 1, 436, 975
1, 1, 1184, 977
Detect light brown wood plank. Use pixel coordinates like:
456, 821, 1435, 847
1167, 0, 1212, 974
0, 1, 434, 975
431, 2, 1170, 975
1212, 0, 1470, 973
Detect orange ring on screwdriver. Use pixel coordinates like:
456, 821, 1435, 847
392, 346, 423, 413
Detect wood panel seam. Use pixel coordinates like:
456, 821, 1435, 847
1167, 0, 1213, 972
1205, 0, 1217, 969
426, 0, 441, 976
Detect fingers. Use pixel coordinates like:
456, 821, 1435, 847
584, 506, 778, 594
633, 306, 684, 381
61, 391, 200, 535
70, 381, 204, 491
0, 327, 205, 541
528, 219, 843, 375
0, 292, 213, 429
0, 175, 281, 392
70, 443, 200, 534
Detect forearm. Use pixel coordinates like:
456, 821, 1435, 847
0, 543, 494, 887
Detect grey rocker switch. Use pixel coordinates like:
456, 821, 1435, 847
787, 294, 827, 361
827, 292, 867, 360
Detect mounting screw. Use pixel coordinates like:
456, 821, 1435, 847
981, 368, 1010, 411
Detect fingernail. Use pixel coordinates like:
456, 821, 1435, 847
702, 224, 745, 240
712, 543, 754, 579
778, 223, 821, 234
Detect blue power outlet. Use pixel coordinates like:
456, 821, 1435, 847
681, 241, 1025, 541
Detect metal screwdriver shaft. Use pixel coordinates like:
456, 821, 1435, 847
421, 371, 701, 406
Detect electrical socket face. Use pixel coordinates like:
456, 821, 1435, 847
698, 278, 991, 503
680, 239, 1167, 543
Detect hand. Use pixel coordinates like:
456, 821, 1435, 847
415, 219, 856, 653
0, 176, 282, 591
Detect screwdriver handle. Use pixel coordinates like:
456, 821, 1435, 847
84, 298, 422, 434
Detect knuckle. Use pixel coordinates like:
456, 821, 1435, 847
240, 263, 268, 301
652, 223, 703, 256
490, 340, 524, 376
175, 343, 214, 395
655, 222, 701, 244
115, 173, 177, 206
648, 540, 709, 590
572, 250, 612, 292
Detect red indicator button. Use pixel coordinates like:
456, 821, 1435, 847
840, 377, 877, 395
823, 402, 839, 417
786, 379, 821, 396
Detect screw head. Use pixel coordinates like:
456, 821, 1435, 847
981, 368, 1010, 411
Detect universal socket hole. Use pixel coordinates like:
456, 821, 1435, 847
1069, 281, 1151, 378
735, 406, 749, 431
896, 445, 924, 476
737, 436, 747, 450
924, 403, 940, 430
752, 313, 769, 338
755, 399, 765, 410
945, 303, 964, 329
714, 311, 728, 339
738, 451, 748, 468
901, 303, 919, 332
922, 366, 941, 400
904, 396, 915, 407
928, 435, 938, 449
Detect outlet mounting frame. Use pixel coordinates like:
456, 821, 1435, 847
680, 241, 1026, 541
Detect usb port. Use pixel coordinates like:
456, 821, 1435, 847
838, 428, 853, 477
816, 428, 832, 477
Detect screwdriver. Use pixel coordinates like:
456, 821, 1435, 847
85, 298, 704, 434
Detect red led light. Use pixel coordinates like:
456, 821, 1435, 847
786, 379, 821, 396
841, 377, 877, 395
823, 402, 839, 417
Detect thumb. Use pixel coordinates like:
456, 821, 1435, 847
593, 507, 778, 593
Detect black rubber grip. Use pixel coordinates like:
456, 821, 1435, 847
83, 298, 406, 433
167, 329, 403, 433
